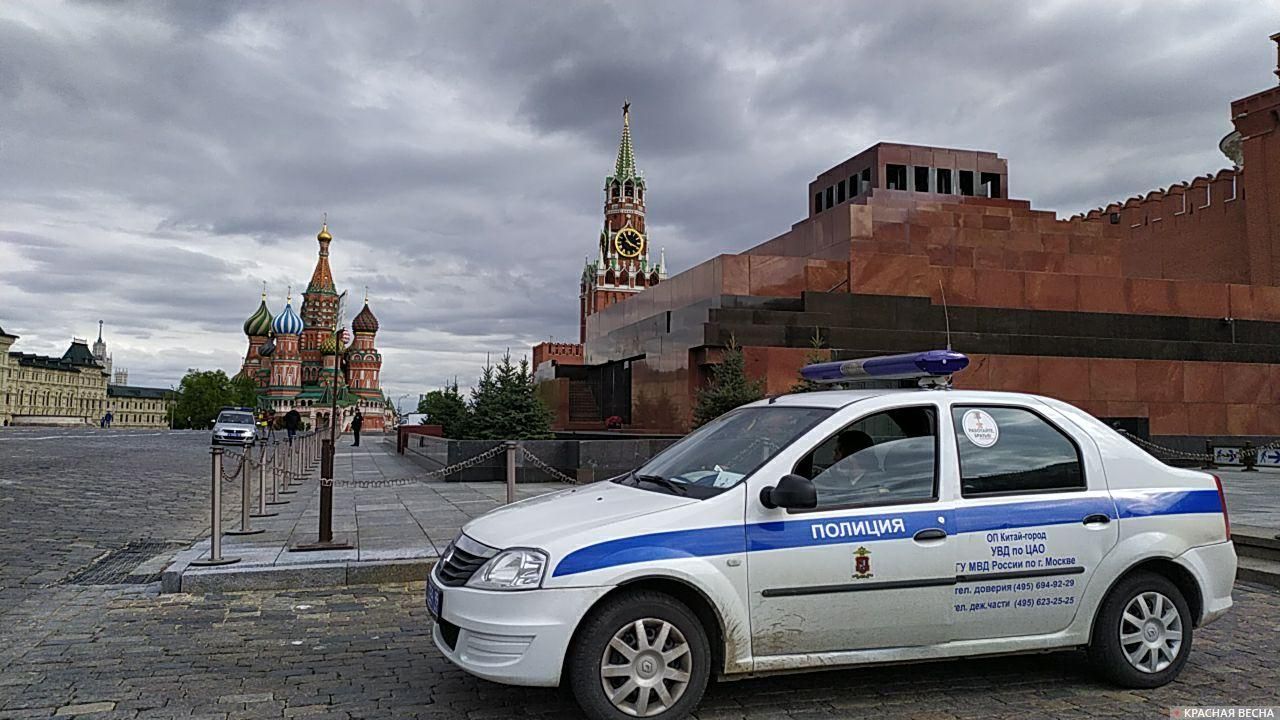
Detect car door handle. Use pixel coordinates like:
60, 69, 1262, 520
1082, 514, 1111, 526
913, 528, 947, 542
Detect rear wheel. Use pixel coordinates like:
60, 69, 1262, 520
567, 591, 711, 719
1088, 571, 1192, 688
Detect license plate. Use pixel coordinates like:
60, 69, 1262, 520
427, 578, 443, 620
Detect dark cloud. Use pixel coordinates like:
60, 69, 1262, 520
1, 1, 1275, 396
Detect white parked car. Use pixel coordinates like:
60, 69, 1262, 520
210, 408, 258, 446
427, 352, 1235, 720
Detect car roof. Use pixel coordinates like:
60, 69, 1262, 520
747, 387, 1050, 410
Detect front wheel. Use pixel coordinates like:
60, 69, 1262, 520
1088, 571, 1193, 688
567, 591, 711, 720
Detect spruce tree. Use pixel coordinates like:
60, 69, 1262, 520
466, 351, 552, 439
790, 330, 832, 394
692, 338, 764, 427
418, 381, 469, 438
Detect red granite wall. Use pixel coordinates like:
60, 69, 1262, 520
954, 354, 1280, 437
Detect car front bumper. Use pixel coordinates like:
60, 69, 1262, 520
429, 568, 609, 687
212, 433, 255, 445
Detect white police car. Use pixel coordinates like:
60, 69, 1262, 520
427, 351, 1235, 720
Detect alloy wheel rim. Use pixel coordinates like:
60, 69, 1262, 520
600, 617, 692, 717
1119, 591, 1183, 674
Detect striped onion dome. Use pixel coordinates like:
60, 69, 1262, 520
352, 302, 379, 333
242, 295, 274, 337
272, 298, 304, 336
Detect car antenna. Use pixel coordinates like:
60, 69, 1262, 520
938, 280, 953, 351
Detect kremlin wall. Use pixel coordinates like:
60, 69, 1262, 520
536, 35, 1280, 444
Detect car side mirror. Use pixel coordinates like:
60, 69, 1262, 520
760, 473, 817, 510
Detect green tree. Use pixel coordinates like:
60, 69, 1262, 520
418, 382, 470, 438
230, 373, 260, 406
466, 351, 552, 439
790, 330, 832, 394
172, 369, 244, 429
692, 338, 765, 427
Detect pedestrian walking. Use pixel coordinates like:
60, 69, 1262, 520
104, 410, 113, 428
351, 409, 363, 447
284, 408, 301, 444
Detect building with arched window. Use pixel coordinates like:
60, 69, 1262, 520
0, 323, 174, 427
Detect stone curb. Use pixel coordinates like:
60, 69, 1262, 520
162, 545, 435, 593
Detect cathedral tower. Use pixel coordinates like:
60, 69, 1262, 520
267, 292, 304, 397
348, 292, 383, 398
300, 222, 339, 386
240, 288, 273, 387
579, 102, 667, 342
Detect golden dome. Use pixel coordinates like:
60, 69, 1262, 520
317, 222, 332, 241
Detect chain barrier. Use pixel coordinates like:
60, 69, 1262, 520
219, 449, 246, 479
327, 444, 508, 488
520, 447, 581, 484
1116, 430, 1213, 462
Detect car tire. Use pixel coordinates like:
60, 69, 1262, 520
1088, 570, 1193, 688
567, 591, 711, 720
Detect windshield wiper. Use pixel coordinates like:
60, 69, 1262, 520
633, 472, 688, 495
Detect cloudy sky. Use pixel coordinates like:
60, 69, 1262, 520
1, 1, 1276, 407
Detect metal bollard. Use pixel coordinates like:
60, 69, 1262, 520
289, 438, 302, 486
277, 439, 297, 495
1202, 440, 1218, 470
191, 447, 240, 566
255, 442, 282, 515
226, 445, 264, 536
505, 440, 518, 505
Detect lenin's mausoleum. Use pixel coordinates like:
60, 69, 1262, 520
535, 35, 1280, 445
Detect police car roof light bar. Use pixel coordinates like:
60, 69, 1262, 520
799, 350, 969, 384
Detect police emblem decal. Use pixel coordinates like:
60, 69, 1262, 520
853, 546, 873, 579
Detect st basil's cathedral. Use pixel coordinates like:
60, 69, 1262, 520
237, 223, 391, 431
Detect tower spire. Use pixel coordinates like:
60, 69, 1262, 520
97, 320, 103, 342
614, 99, 637, 179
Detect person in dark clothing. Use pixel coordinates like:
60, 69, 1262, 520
284, 409, 301, 443
351, 410, 363, 447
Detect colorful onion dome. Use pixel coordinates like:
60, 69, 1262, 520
352, 302, 379, 333
272, 296, 304, 336
319, 333, 339, 355
242, 294, 274, 337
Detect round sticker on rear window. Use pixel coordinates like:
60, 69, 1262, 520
961, 409, 999, 447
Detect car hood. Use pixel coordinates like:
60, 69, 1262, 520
462, 480, 698, 550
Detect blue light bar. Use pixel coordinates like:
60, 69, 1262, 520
800, 350, 969, 384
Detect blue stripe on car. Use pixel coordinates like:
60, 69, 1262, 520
550, 489, 1222, 577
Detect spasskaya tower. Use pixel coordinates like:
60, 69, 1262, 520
579, 102, 667, 342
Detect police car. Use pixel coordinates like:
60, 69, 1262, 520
427, 351, 1235, 720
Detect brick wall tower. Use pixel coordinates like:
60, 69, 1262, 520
579, 102, 667, 342
347, 294, 383, 398
300, 222, 338, 386
267, 294, 304, 397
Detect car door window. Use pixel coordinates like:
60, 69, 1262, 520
952, 406, 1084, 497
793, 406, 937, 509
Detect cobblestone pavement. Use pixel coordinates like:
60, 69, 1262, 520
0, 429, 216, 593
3, 429, 1279, 718
0, 581, 1275, 719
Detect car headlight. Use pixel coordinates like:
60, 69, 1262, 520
466, 548, 548, 591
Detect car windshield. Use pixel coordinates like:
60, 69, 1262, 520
618, 406, 833, 498
218, 412, 254, 425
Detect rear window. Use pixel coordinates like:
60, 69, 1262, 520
218, 412, 255, 425
952, 406, 1084, 497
